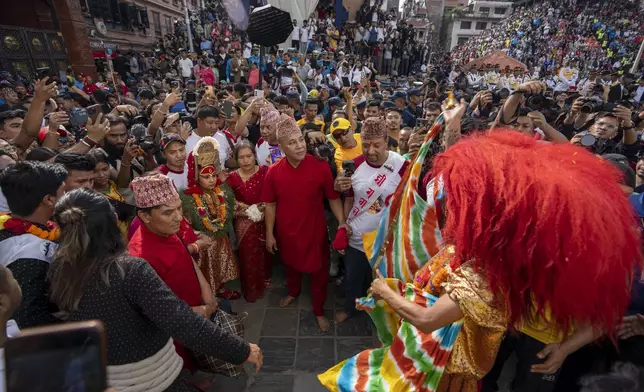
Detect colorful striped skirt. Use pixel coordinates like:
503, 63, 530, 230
318, 278, 462, 392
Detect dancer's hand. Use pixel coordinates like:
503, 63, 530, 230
370, 270, 392, 300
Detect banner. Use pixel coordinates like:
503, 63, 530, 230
335, 0, 348, 28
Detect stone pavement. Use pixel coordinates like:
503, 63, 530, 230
208, 264, 514, 392
209, 264, 379, 392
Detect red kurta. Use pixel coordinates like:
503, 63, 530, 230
128, 223, 202, 371
261, 154, 339, 273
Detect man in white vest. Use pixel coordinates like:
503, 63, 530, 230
334, 117, 408, 324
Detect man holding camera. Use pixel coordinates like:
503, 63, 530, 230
333, 117, 408, 324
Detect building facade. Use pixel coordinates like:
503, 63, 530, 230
0, 0, 187, 78
84, 0, 187, 54
444, 0, 513, 50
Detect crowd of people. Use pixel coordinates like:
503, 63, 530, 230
450, 0, 643, 74
0, 0, 643, 391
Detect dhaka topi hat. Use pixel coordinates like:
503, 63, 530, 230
361, 117, 388, 141
131, 173, 180, 209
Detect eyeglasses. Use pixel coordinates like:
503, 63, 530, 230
332, 129, 350, 139
595, 121, 618, 131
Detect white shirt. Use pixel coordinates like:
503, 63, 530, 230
130, 57, 139, 74
350, 66, 371, 84
327, 75, 342, 90
166, 168, 189, 190
256, 139, 283, 166
179, 58, 194, 78
634, 86, 644, 104
291, 26, 300, 41
243, 42, 252, 58
377, 27, 385, 42
308, 69, 323, 86
186, 131, 232, 168
300, 26, 309, 43
213, 131, 232, 166
348, 152, 407, 250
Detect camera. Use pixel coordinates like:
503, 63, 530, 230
525, 94, 555, 111
492, 89, 510, 105
579, 131, 597, 147
131, 115, 149, 128
580, 98, 617, 114
135, 135, 157, 153
313, 142, 333, 160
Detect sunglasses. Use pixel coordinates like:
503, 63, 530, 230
332, 128, 350, 138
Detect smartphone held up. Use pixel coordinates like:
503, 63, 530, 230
4, 320, 108, 392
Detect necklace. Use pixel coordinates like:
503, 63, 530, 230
192, 187, 227, 232
0, 213, 60, 241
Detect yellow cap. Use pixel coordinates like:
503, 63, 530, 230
330, 118, 351, 134
308, 89, 320, 98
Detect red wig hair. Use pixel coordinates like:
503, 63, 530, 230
431, 130, 641, 334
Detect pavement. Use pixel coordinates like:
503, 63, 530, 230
206, 264, 378, 392
206, 264, 514, 392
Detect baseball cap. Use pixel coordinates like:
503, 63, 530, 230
330, 118, 351, 135
308, 89, 320, 98
391, 91, 407, 101
160, 133, 186, 151
329, 97, 344, 106
286, 90, 299, 98
407, 88, 422, 97
380, 100, 396, 109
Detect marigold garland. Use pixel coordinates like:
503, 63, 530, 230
192, 187, 227, 232
0, 213, 60, 241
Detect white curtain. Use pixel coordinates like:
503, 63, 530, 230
268, 0, 319, 48
268, 0, 319, 24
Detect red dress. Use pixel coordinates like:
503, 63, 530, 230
261, 155, 339, 273
227, 166, 272, 302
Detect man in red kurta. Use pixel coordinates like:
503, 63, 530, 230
128, 173, 216, 371
262, 116, 347, 331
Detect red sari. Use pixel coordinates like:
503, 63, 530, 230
227, 166, 272, 302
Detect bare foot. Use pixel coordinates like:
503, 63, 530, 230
279, 295, 296, 307
334, 311, 350, 324
317, 316, 330, 332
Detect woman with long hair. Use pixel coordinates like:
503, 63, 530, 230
50, 189, 261, 391
227, 141, 271, 302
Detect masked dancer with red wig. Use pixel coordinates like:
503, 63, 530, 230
181, 136, 240, 300
319, 111, 641, 392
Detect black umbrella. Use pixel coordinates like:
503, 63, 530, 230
246, 4, 293, 47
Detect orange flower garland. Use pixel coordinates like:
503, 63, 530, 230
0, 213, 60, 241
192, 187, 227, 232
